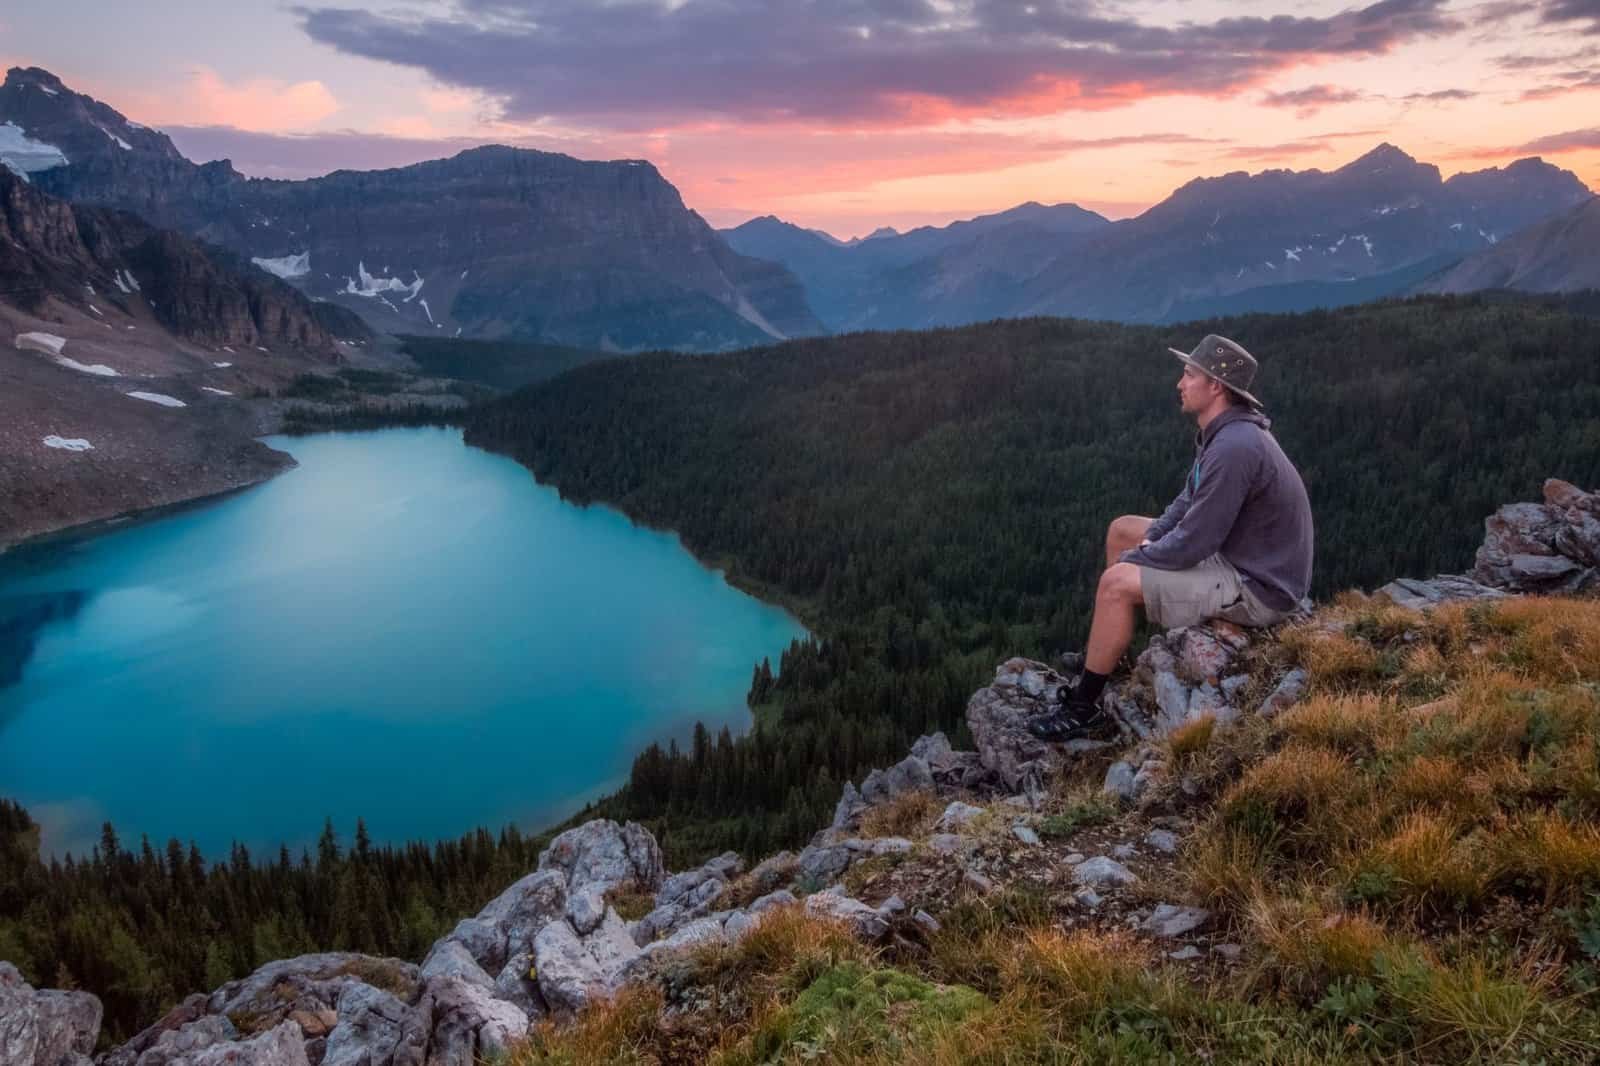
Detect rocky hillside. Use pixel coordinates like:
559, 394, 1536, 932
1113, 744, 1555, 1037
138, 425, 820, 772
1416, 196, 1600, 296
7, 478, 1596, 1064
0, 165, 376, 551
0, 67, 822, 352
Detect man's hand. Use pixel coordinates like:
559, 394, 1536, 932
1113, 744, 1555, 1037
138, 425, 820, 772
1140, 538, 1151, 548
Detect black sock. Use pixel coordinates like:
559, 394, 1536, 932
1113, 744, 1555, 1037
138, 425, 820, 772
1073, 669, 1109, 706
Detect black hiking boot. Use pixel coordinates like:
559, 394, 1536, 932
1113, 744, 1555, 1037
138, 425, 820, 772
1027, 690, 1116, 742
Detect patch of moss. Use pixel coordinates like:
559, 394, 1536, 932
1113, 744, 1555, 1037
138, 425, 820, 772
726, 962, 988, 1064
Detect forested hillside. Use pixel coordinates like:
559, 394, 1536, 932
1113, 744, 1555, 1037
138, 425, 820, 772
464, 294, 1600, 859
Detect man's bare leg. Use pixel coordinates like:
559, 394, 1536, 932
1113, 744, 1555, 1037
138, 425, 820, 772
1105, 514, 1154, 569
1086, 562, 1143, 674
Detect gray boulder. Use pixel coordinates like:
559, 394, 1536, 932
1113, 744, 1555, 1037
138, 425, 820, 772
1258, 668, 1309, 718
424, 977, 527, 1066
475, 869, 569, 963
537, 819, 664, 898
858, 754, 934, 804
419, 940, 494, 991
0, 963, 102, 1066
322, 981, 427, 1066
491, 953, 544, 1021
794, 844, 853, 887
1072, 857, 1137, 888
1140, 904, 1211, 939
532, 920, 610, 1016
934, 801, 985, 832
802, 891, 891, 941
183, 1021, 312, 1066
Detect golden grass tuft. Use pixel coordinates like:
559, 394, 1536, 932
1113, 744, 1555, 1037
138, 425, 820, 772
1362, 811, 1490, 910
998, 928, 1149, 1017
1278, 694, 1405, 759
1491, 596, 1600, 684
513, 983, 665, 1066
1246, 895, 1400, 990
1167, 714, 1217, 759
1491, 811, 1600, 901
857, 788, 940, 839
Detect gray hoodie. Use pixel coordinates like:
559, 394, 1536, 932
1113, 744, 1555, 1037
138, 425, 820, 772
1118, 406, 1313, 613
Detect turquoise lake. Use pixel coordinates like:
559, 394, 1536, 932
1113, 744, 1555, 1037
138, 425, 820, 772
0, 427, 806, 860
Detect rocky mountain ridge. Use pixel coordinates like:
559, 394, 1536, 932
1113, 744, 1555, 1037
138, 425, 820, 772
7, 477, 1595, 1065
1415, 195, 1600, 296
726, 145, 1593, 332
0, 67, 821, 352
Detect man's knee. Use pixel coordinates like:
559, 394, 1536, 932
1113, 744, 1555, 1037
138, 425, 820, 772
1105, 515, 1154, 554
1097, 561, 1143, 603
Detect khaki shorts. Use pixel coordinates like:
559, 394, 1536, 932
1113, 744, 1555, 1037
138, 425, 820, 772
1138, 554, 1286, 630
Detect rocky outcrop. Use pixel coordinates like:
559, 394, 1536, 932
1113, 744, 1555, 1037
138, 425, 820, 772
0, 961, 101, 1066
1378, 479, 1599, 605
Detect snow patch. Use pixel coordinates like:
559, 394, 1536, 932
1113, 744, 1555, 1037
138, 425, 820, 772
43, 435, 92, 451
127, 391, 186, 407
121, 269, 141, 292
213, 361, 233, 368
221, 346, 236, 353
344, 261, 423, 302
419, 298, 435, 325
1264, 260, 1276, 271
0, 122, 68, 178
15, 331, 67, 356
35, 85, 60, 97
57, 357, 119, 376
201, 386, 233, 396
1354, 233, 1374, 257
251, 251, 311, 280
1449, 222, 1464, 231
1284, 247, 1301, 262
254, 346, 267, 352
113, 272, 131, 294
459, 269, 468, 280
88, 304, 103, 316
1478, 228, 1498, 244
84, 283, 95, 296
98, 125, 133, 151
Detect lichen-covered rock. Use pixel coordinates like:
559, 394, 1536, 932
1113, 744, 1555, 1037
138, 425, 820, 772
742, 851, 797, 898
966, 657, 1081, 791
564, 885, 608, 937
1103, 761, 1137, 801
1377, 575, 1507, 609
491, 953, 543, 1021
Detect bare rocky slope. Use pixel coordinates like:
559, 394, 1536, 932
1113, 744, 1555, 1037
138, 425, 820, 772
4, 478, 1594, 1064
0, 166, 373, 552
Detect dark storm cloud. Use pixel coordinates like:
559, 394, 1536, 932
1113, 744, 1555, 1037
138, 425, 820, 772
293, 0, 1462, 128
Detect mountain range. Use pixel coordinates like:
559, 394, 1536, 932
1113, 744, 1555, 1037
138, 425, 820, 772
0, 66, 822, 352
725, 146, 1594, 331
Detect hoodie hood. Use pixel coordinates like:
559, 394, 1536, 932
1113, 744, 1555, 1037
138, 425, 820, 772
1197, 405, 1271, 450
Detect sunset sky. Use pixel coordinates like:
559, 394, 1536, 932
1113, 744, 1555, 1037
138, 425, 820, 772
3, 0, 1598, 237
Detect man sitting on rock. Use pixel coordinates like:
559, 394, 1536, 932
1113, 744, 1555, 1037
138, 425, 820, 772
1029, 334, 1314, 742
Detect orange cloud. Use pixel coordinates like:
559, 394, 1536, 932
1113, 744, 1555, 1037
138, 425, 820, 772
118, 67, 338, 132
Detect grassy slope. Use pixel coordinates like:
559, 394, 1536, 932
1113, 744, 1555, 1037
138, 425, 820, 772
512, 591, 1600, 1065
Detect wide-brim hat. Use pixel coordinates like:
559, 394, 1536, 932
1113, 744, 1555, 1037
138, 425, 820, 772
1167, 333, 1264, 410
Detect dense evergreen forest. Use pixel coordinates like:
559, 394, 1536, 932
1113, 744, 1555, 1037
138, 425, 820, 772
4, 293, 1597, 1041
0, 800, 553, 1042
464, 295, 1600, 860
396, 334, 614, 391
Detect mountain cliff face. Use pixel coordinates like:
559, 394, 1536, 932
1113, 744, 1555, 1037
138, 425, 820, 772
0, 67, 822, 352
0, 166, 363, 350
1415, 195, 1600, 295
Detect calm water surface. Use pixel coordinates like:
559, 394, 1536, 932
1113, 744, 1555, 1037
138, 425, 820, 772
0, 427, 805, 859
